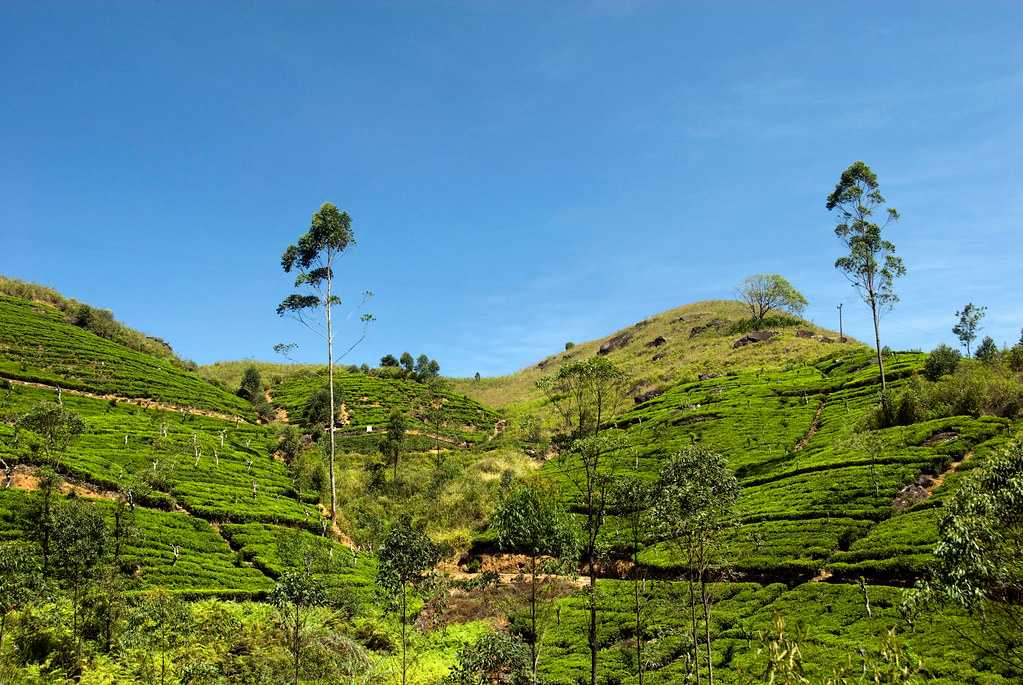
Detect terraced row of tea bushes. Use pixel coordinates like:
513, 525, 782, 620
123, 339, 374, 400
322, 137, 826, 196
0, 488, 272, 597
0, 296, 253, 418
0, 384, 315, 527
539, 579, 1013, 684
538, 350, 1011, 582
220, 522, 377, 601
271, 369, 498, 444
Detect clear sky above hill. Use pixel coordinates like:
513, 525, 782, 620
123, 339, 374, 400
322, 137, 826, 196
3, 2, 1021, 376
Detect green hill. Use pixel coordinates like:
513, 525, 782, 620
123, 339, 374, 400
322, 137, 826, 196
1, 281, 1021, 684
0, 292, 254, 419
450, 299, 864, 411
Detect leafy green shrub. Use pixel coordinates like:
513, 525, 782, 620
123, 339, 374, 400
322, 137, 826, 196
871, 385, 925, 428
303, 387, 334, 425
238, 366, 263, 402
923, 344, 960, 381
445, 631, 532, 685
726, 315, 801, 336
975, 336, 998, 363
1008, 344, 1023, 373
916, 362, 1023, 419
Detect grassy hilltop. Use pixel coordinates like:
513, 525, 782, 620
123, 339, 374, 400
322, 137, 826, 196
450, 299, 864, 411
0, 277, 1021, 683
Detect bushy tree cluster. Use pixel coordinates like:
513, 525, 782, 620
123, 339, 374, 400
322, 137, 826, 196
380, 352, 441, 382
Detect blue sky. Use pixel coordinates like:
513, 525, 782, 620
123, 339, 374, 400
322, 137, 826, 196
3, 1, 1021, 377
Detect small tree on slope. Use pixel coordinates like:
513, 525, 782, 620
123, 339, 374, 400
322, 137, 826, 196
653, 446, 740, 685
537, 357, 628, 685
494, 481, 580, 682
953, 303, 986, 356
377, 518, 441, 685
736, 274, 808, 323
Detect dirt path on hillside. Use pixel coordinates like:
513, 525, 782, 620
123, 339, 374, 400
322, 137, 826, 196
265, 389, 289, 423
1, 376, 249, 424
793, 395, 828, 453
5, 464, 120, 501
925, 450, 974, 496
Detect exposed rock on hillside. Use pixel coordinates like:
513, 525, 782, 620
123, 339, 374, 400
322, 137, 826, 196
598, 331, 632, 355
633, 388, 664, 404
733, 330, 779, 348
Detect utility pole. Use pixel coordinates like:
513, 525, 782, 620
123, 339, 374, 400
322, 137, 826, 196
837, 303, 844, 342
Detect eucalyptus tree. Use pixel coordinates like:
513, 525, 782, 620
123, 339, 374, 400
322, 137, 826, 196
537, 356, 628, 685
50, 498, 109, 667
377, 518, 441, 685
121, 589, 192, 685
382, 409, 407, 482
653, 446, 740, 685
826, 161, 905, 394
277, 202, 374, 522
15, 400, 85, 468
271, 571, 328, 685
494, 481, 580, 681
612, 476, 656, 685
953, 303, 986, 356
272, 530, 348, 685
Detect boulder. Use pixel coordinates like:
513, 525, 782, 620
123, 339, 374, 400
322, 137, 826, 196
646, 335, 667, 348
698, 373, 719, 381
732, 330, 778, 348
819, 336, 835, 343
651, 352, 666, 362
598, 332, 632, 356
633, 388, 664, 404
796, 329, 815, 339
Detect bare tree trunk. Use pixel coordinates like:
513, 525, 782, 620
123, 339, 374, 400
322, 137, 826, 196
294, 603, 301, 685
588, 543, 598, 685
325, 260, 338, 522
871, 299, 886, 395
688, 540, 701, 685
401, 588, 409, 685
530, 554, 538, 683
700, 540, 713, 685
634, 526, 644, 685
587, 495, 599, 685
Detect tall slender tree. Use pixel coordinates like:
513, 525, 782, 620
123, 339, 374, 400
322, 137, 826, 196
493, 481, 580, 682
827, 161, 905, 394
653, 446, 740, 685
377, 518, 440, 685
382, 409, 407, 482
277, 202, 373, 522
612, 477, 655, 685
538, 357, 628, 685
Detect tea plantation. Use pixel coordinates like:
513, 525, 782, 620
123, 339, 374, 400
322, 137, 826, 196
1, 285, 1021, 684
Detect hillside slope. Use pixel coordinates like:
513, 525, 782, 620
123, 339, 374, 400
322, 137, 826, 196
1, 283, 1021, 683
0, 294, 254, 419
450, 299, 864, 410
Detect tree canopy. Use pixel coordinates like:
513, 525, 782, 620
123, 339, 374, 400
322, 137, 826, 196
736, 274, 807, 322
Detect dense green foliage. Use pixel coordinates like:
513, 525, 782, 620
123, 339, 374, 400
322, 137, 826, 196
1, 281, 1021, 684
